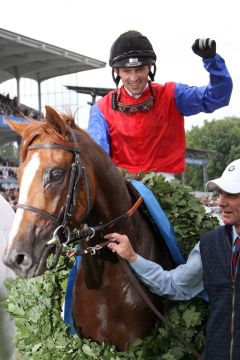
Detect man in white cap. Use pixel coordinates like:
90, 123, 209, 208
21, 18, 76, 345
104, 159, 240, 360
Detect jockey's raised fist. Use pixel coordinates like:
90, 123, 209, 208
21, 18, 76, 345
192, 38, 216, 59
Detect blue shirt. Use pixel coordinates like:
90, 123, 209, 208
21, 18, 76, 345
130, 226, 238, 300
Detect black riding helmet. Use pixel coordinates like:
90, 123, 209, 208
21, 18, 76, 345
109, 31, 157, 86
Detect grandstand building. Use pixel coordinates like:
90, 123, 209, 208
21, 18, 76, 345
0, 28, 106, 132
0, 28, 106, 204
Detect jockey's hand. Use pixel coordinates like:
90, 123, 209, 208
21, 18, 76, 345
105, 233, 137, 263
192, 38, 216, 59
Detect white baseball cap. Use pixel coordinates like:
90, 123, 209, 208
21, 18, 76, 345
207, 159, 240, 194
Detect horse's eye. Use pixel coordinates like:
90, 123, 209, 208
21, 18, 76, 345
44, 168, 65, 184
50, 168, 65, 182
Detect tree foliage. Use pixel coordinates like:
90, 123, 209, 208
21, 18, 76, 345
186, 117, 240, 190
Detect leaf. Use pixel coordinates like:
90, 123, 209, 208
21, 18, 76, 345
182, 307, 202, 328
32, 343, 42, 352
82, 344, 98, 358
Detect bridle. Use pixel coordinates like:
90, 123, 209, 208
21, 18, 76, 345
16, 142, 143, 265
17, 143, 91, 228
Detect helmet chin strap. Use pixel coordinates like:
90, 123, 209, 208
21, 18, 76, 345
112, 68, 120, 87
148, 63, 156, 81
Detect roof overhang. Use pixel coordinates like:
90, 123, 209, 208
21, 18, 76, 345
0, 28, 106, 84
66, 85, 113, 97
65, 85, 114, 105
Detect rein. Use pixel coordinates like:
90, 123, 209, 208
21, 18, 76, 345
118, 257, 203, 359
63, 196, 143, 256
64, 195, 143, 247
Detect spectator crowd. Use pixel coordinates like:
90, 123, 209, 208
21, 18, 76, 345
0, 92, 42, 211
0, 162, 18, 211
0, 93, 42, 119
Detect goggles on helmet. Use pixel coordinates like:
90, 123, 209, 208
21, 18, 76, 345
115, 96, 154, 113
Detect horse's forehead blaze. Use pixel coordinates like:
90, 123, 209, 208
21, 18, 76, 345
18, 152, 41, 204
7, 153, 41, 248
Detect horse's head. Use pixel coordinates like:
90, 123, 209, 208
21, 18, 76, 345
3, 106, 95, 278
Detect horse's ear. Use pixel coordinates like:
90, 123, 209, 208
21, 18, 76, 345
45, 106, 66, 136
6, 119, 28, 136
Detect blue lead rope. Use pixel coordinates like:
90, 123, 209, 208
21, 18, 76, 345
63, 253, 81, 334
129, 180, 185, 265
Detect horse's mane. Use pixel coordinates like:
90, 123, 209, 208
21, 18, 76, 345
20, 112, 87, 161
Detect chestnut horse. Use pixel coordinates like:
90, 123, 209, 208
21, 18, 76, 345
3, 106, 175, 351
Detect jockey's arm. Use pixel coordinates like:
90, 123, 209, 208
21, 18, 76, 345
175, 54, 233, 116
88, 104, 110, 154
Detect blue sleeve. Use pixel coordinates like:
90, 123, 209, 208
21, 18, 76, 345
175, 54, 233, 116
87, 104, 110, 154
130, 242, 204, 300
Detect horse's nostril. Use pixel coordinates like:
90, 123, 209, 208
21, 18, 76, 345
14, 253, 32, 271
15, 254, 25, 265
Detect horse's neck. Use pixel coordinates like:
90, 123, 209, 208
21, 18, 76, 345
78, 171, 132, 287
91, 169, 132, 224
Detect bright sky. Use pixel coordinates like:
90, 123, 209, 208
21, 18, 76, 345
1, 0, 239, 131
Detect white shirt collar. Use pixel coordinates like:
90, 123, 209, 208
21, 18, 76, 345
124, 83, 149, 98
233, 226, 239, 243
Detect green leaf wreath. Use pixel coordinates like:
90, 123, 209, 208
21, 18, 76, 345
3, 174, 219, 359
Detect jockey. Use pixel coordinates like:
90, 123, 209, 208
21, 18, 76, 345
88, 31, 233, 180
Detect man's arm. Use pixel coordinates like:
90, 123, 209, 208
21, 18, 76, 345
105, 233, 204, 300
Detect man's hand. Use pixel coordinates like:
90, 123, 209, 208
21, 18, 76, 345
105, 233, 137, 263
192, 38, 216, 59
